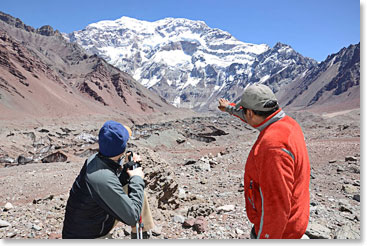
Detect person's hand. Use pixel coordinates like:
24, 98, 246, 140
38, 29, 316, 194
125, 152, 142, 163
132, 153, 142, 163
127, 167, 144, 179
218, 98, 230, 112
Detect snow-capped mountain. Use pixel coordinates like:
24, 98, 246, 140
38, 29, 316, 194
67, 16, 317, 110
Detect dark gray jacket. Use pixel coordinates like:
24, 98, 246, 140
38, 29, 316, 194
62, 153, 145, 239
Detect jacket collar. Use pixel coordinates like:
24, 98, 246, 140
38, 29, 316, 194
253, 108, 286, 132
96, 153, 121, 171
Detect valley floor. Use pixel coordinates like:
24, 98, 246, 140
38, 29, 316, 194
0, 110, 360, 239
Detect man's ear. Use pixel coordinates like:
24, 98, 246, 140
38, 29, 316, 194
247, 109, 254, 119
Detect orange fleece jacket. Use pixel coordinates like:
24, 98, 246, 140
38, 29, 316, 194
243, 109, 310, 239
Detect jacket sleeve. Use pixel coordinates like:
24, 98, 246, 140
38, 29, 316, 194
257, 147, 294, 239
86, 171, 145, 226
225, 103, 247, 123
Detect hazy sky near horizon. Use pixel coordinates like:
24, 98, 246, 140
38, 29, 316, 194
1, 0, 360, 61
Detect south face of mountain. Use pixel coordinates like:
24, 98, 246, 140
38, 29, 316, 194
67, 16, 359, 113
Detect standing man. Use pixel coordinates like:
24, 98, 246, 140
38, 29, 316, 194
62, 120, 146, 239
218, 84, 310, 239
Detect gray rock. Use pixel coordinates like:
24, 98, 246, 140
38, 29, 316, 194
345, 156, 357, 162
184, 159, 196, 165
342, 184, 358, 194
178, 188, 186, 199
338, 200, 354, 214
173, 214, 185, 223
193, 162, 211, 172
240, 179, 244, 187
41, 151, 67, 163
353, 194, 360, 202
74, 132, 98, 144
337, 167, 345, 172
216, 205, 235, 213
123, 227, 131, 236
3, 202, 13, 211
187, 204, 215, 217
193, 216, 208, 234
176, 138, 186, 144
151, 225, 162, 236
0, 156, 15, 164
6, 232, 16, 238
32, 224, 42, 231
310, 171, 316, 179
0, 219, 11, 228
17, 155, 33, 164
348, 164, 360, 174
183, 218, 196, 228
306, 222, 331, 239
334, 223, 360, 239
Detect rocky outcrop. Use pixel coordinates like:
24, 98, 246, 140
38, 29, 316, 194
0, 11, 61, 37
280, 43, 360, 111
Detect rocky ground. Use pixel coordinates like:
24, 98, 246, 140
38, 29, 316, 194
0, 109, 361, 239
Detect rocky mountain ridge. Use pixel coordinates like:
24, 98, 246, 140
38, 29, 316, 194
277, 43, 360, 113
0, 12, 191, 123
0, 11, 62, 37
68, 16, 359, 113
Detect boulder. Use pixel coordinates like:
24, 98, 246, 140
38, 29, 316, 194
41, 151, 67, 163
173, 214, 185, 223
176, 138, 186, 144
187, 204, 215, 217
184, 159, 196, 165
306, 222, 331, 239
183, 218, 196, 228
151, 225, 162, 236
17, 155, 33, 164
353, 194, 360, 202
334, 222, 360, 239
0, 156, 15, 164
4, 202, 13, 211
345, 156, 357, 162
341, 184, 358, 194
193, 161, 211, 172
74, 132, 98, 144
193, 216, 208, 234
235, 228, 244, 235
216, 205, 235, 213
0, 219, 11, 228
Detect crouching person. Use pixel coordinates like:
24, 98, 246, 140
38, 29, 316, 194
62, 120, 150, 239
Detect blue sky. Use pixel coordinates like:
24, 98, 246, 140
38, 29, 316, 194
0, 0, 360, 61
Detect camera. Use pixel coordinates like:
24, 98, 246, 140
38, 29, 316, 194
125, 151, 141, 170
119, 151, 141, 186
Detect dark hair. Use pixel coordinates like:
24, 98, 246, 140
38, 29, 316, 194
243, 100, 279, 118
252, 105, 279, 117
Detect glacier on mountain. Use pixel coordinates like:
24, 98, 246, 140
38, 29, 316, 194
68, 16, 316, 110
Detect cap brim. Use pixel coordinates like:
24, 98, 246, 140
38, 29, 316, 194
123, 125, 132, 137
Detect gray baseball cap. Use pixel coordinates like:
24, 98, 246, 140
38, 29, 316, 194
235, 84, 278, 111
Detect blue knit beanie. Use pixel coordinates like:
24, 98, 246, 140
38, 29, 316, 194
98, 120, 130, 157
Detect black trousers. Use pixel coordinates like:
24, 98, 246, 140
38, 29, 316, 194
250, 226, 257, 239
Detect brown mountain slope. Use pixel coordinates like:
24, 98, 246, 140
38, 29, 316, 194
277, 43, 360, 113
0, 13, 194, 124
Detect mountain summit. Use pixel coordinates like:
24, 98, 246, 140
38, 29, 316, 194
68, 16, 281, 110
69, 16, 359, 113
